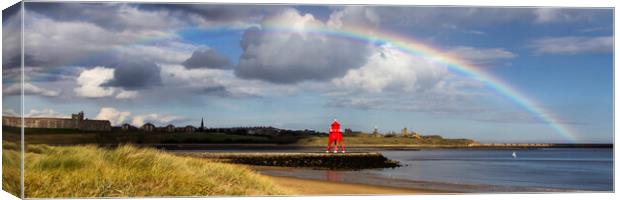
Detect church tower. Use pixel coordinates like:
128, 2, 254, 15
200, 118, 205, 132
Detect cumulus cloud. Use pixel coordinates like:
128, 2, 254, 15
24, 108, 66, 118
3, 83, 61, 97
104, 60, 163, 90
327, 44, 492, 116
334, 44, 449, 93
92, 107, 189, 126
74, 67, 143, 99
95, 107, 131, 126
74, 67, 116, 98
131, 113, 186, 127
26, 3, 187, 32
0, 107, 74, 119
91, 107, 189, 126
447, 46, 516, 65
530, 36, 612, 55
182, 49, 232, 69
327, 6, 380, 28
161, 64, 297, 97
137, 4, 286, 29
20, 6, 199, 72
327, 74, 489, 115
235, 8, 373, 84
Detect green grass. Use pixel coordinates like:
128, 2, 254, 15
16, 127, 283, 145
13, 126, 475, 147
295, 135, 476, 146
158, 133, 271, 144
3, 141, 288, 198
2, 140, 21, 198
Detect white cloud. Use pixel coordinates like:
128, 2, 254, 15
95, 107, 131, 126
92, 107, 186, 127
447, 46, 516, 65
131, 113, 186, 127
533, 8, 602, 23
115, 90, 139, 99
534, 8, 562, 23
328, 44, 492, 116
334, 44, 449, 93
24, 108, 66, 118
73, 67, 141, 99
74, 67, 116, 98
3, 83, 61, 97
2, 109, 19, 117
327, 6, 380, 28
22, 9, 182, 68
530, 36, 612, 55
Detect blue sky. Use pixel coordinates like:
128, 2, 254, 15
2, 3, 613, 143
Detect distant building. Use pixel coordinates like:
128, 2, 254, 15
200, 118, 205, 132
2, 111, 111, 131
401, 127, 409, 137
411, 131, 421, 139
343, 128, 362, 136
121, 123, 138, 132
184, 125, 196, 133
246, 126, 280, 135
164, 124, 175, 132
372, 126, 381, 137
141, 123, 156, 132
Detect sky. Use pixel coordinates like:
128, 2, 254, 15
1, 3, 613, 143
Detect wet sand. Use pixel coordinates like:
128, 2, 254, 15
266, 175, 442, 195
249, 165, 452, 195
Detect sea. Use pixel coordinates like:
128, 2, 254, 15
255, 148, 613, 193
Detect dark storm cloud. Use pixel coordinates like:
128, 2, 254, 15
136, 4, 286, 23
25, 3, 183, 31
2, 3, 22, 70
26, 3, 285, 31
103, 60, 162, 90
3, 54, 44, 69
182, 49, 232, 69
235, 26, 371, 84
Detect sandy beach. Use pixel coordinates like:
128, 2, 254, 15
266, 175, 442, 195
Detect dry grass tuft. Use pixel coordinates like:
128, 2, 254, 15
3, 141, 288, 198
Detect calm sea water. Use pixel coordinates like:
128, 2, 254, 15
179, 147, 613, 192
375, 148, 613, 191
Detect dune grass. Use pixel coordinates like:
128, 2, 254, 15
2, 140, 21, 197
3, 141, 289, 198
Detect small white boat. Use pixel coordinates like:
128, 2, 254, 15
512, 151, 517, 158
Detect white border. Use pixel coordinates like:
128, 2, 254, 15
0, 1, 616, 200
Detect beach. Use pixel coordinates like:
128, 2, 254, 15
266, 175, 441, 195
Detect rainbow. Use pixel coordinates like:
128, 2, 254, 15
17, 14, 579, 142
262, 19, 578, 142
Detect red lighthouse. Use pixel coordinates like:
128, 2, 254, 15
326, 119, 345, 153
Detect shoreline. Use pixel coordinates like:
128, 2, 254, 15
153, 143, 615, 150
250, 165, 459, 194
265, 174, 444, 195
249, 165, 586, 194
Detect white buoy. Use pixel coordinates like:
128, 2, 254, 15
512, 151, 517, 158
